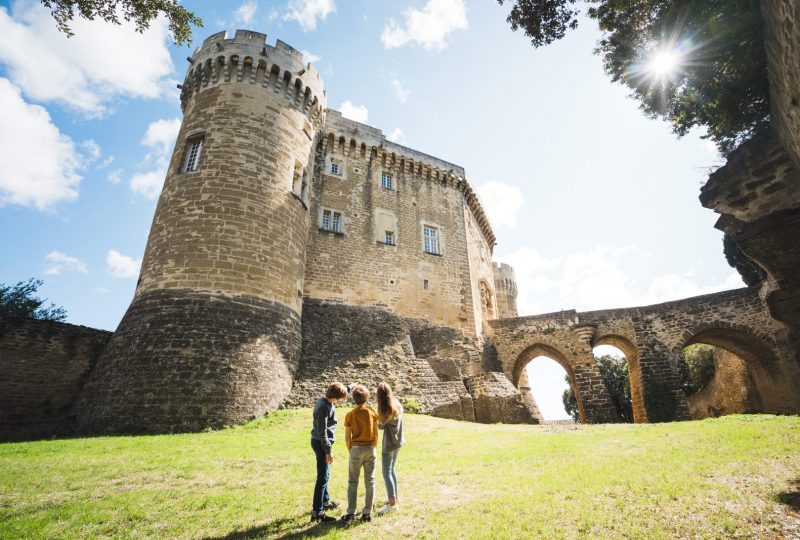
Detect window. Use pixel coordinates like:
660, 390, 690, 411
321, 209, 342, 233
182, 137, 203, 172
381, 172, 392, 189
423, 279, 429, 290
330, 157, 343, 176
292, 161, 309, 205
385, 231, 395, 245
423, 226, 439, 254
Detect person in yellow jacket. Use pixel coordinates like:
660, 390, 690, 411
340, 384, 378, 523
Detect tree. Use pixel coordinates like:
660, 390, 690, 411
562, 383, 579, 421
678, 343, 716, 395
496, 0, 769, 154
723, 234, 766, 286
0, 278, 67, 321
41, 0, 202, 45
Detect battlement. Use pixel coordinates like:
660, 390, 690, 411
180, 29, 326, 126
321, 109, 495, 247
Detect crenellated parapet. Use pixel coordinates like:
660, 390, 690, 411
320, 110, 496, 248
180, 30, 326, 129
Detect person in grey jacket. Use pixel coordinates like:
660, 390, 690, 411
309, 382, 349, 522
376, 382, 404, 514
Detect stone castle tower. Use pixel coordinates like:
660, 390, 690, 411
493, 262, 518, 318
74, 31, 326, 433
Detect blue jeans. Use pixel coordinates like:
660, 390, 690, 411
382, 449, 400, 501
311, 439, 330, 514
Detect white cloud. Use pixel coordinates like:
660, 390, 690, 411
106, 249, 141, 279
381, 0, 468, 51
0, 78, 82, 210
234, 0, 258, 26
390, 78, 410, 103
285, 0, 335, 31
130, 170, 166, 199
301, 50, 321, 64
387, 127, 406, 144
476, 180, 524, 229
79, 139, 101, 164
0, 1, 174, 116
44, 251, 87, 275
141, 118, 181, 156
339, 101, 369, 123
128, 117, 181, 199
107, 169, 123, 184
97, 156, 115, 169
497, 245, 744, 316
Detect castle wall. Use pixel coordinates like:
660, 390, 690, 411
302, 111, 494, 338
464, 201, 497, 336
0, 317, 111, 441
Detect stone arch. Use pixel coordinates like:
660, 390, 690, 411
594, 334, 646, 423
512, 343, 585, 423
676, 323, 780, 415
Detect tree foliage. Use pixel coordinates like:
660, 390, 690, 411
678, 343, 716, 395
562, 383, 579, 421
0, 278, 67, 322
497, 0, 770, 154
40, 0, 202, 45
723, 234, 767, 286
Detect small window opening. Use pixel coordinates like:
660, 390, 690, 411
322, 209, 342, 233
385, 231, 395, 245
423, 279, 429, 290
423, 226, 439, 255
381, 172, 393, 189
182, 137, 203, 172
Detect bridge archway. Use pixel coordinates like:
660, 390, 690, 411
593, 335, 647, 423
676, 323, 779, 417
512, 343, 584, 423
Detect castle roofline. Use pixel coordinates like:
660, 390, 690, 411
323, 109, 496, 248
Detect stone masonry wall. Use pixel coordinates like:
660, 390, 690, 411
0, 317, 111, 441
303, 110, 495, 338
762, 0, 800, 170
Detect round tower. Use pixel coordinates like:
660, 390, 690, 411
492, 262, 519, 319
74, 30, 325, 434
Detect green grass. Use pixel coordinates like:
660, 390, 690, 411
1, 411, 799, 539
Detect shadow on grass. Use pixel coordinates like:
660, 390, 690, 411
204, 514, 368, 540
776, 478, 800, 511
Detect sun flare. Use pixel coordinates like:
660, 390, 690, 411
648, 50, 681, 77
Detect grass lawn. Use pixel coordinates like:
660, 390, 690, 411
1, 411, 799, 539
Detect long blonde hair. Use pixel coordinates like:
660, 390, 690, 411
377, 382, 399, 423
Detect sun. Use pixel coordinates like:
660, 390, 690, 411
648, 49, 681, 77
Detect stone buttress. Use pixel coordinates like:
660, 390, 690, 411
73, 31, 326, 434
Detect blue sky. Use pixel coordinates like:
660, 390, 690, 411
0, 0, 741, 419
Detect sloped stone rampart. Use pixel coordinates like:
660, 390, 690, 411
285, 299, 471, 419
0, 317, 111, 440
466, 372, 534, 424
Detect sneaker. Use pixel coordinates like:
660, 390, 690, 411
361, 514, 372, 522
377, 505, 398, 516
323, 500, 341, 510
310, 512, 336, 523
340, 513, 358, 523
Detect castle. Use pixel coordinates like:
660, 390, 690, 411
2, 21, 799, 439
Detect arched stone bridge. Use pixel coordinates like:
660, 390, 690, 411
487, 286, 800, 423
